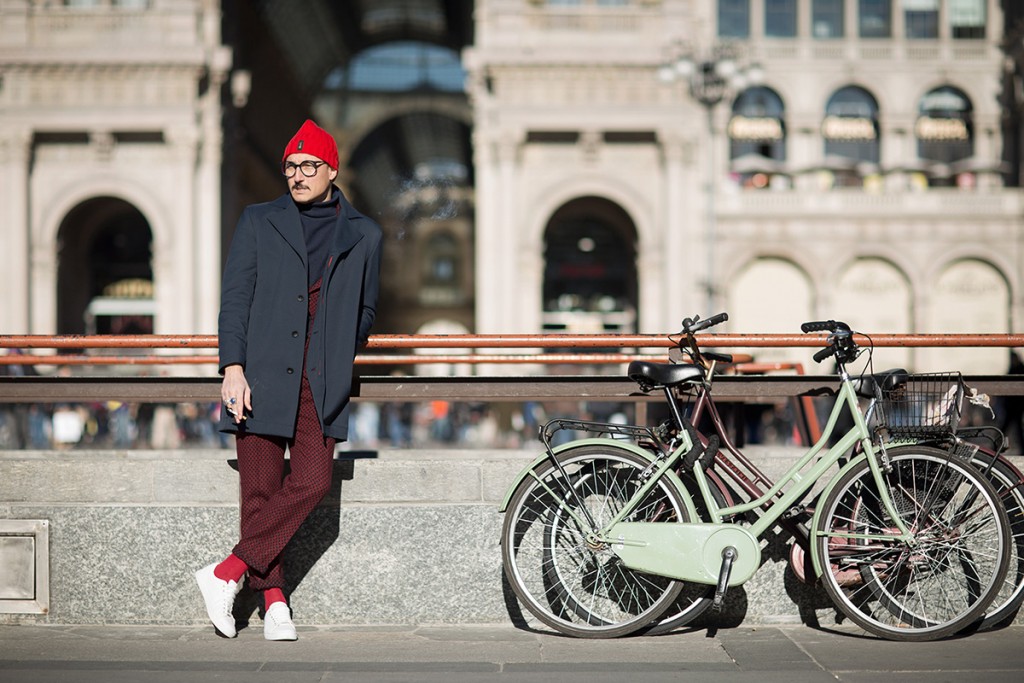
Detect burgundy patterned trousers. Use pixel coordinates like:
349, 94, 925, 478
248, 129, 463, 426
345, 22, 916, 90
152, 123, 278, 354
232, 280, 336, 591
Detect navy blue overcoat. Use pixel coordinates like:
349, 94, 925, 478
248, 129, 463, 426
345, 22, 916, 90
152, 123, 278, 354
217, 189, 382, 440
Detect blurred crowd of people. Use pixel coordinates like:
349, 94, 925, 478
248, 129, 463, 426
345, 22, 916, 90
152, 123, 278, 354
0, 394, 555, 452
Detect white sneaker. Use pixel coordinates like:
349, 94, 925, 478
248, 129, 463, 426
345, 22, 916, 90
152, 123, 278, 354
195, 563, 243, 638
264, 602, 298, 641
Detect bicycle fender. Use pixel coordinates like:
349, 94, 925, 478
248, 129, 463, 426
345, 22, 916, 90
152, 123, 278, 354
808, 451, 870, 578
497, 438, 698, 522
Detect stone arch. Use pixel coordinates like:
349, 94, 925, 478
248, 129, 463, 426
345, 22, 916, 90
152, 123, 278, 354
527, 174, 654, 251
34, 178, 171, 336
919, 258, 1011, 374
38, 178, 168, 256
727, 256, 814, 364
833, 256, 913, 369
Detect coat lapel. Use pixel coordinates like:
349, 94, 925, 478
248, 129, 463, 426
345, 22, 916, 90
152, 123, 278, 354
266, 195, 307, 267
324, 194, 366, 278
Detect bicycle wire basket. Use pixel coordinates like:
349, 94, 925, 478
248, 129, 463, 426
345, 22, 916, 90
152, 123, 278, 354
872, 372, 965, 439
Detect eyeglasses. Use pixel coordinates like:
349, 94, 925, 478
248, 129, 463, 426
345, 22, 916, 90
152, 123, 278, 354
282, 160, 327, 178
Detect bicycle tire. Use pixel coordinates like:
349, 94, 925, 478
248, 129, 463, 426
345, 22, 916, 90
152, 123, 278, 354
965, 452, 1024, 630
814, 446, 1011, 641
501, 444, 689, 638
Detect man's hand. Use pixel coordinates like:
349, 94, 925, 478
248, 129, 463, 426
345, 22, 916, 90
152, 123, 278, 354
221, 364, 252, 423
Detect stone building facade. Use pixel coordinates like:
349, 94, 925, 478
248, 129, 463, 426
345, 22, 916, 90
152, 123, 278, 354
2, 0, 1022, 376
0, 0, 231, 338
465, 0, 1023, 373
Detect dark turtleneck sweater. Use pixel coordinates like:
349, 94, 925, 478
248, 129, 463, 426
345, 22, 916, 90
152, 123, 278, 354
297, 191, 340, 288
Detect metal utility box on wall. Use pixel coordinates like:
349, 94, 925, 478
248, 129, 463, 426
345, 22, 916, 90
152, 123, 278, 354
0, 519, 49, 614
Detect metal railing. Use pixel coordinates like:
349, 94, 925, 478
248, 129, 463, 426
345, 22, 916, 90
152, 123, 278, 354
2, 333, 1023, 404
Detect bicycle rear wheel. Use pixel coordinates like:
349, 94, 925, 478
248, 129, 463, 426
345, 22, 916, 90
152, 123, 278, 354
965, 452, 1024, 630
501, 444, 689, 638
814, 446, 1010, 641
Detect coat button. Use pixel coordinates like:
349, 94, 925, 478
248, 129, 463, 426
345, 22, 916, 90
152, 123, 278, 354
287, 368, 294, 374
291, 331, 299, 338
297, 295, 305, 302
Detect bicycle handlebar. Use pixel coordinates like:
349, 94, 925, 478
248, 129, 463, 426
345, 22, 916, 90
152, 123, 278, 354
682, 312, 729, 334
675, 313, 732, 369
801, 319, 859, 365
800, 320, 851, 334
812, 346, 836, 363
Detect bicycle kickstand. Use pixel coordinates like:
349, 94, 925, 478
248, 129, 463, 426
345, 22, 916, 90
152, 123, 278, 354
712, 547, 738, 611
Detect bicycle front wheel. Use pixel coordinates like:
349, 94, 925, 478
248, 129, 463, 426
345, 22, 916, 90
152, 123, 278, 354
501, 444, 689, 638
814, 446, 1011, 641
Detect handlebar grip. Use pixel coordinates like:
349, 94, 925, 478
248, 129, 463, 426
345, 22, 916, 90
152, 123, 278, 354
683, 312, 729, 333
702, 351, 733, 364
801, 320, 850, 334
703, 312, 729, 328
813, 346, 836, 363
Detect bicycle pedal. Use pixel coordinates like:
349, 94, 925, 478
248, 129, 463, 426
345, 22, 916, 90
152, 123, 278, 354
712, 546, 737, 611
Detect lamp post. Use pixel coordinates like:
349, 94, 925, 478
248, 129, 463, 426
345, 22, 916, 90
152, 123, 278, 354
659, 50, 762, 315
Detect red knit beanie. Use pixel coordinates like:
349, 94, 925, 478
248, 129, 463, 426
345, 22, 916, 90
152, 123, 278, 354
281, 119, 338, 170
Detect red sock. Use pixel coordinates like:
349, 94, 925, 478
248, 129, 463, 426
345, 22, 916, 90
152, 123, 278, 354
213, 554, 248, 583
264, 588, 286, 608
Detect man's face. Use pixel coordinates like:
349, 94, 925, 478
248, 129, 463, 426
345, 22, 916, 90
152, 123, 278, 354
285, 153, 338, 204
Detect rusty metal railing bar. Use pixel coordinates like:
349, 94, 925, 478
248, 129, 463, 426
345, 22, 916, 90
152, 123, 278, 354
3, 333, 1024, 350
0, 353, 675, 367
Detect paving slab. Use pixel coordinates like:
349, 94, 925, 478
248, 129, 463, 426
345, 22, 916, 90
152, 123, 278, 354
0, 623, 1021, 683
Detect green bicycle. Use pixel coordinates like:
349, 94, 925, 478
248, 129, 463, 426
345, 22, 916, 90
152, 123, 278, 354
500, 315, 1012, 641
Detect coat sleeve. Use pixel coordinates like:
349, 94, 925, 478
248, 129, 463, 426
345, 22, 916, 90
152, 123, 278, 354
358, 230, 382, 345
218, 208, 258, 373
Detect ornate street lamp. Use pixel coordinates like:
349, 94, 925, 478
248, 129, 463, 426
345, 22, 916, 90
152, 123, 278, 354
659, 49, 762, 314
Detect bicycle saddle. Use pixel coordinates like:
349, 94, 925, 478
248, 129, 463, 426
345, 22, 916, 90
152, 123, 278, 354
627, 360, 704, 389
856, 368, 909, 398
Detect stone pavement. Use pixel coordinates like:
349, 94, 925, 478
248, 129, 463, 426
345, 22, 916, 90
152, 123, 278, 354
0, 622, 1021, 683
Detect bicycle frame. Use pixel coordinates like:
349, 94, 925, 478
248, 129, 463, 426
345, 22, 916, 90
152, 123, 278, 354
602, 368, 916, 585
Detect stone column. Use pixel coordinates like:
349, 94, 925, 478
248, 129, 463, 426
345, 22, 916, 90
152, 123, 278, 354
0, 130, 32, 332
194, 53, 229, 337
472, 129, 502, 334
659, 133, 694, 325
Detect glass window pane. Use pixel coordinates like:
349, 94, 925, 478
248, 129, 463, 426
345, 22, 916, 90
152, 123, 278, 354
904, 0, 938, 38
730, 87, 787, 162
813, 0, 845, 39
765, 0, 797, 37
859, 0, 891, 37
949, 0, 985, 39
823, 86, 880, 163
718, 0, 751, 38
917, 86, 973, 163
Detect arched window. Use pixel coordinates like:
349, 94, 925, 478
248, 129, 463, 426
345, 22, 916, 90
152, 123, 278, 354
542, 198, 638, 333
327, 41, 466, 93
823, 86, 880, 165
729, 86, 787, 188
57, 197, 153, 336
916, 86, 973, 165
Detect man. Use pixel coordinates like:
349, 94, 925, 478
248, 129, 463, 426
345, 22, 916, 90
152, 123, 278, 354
196, 119, 382, 640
